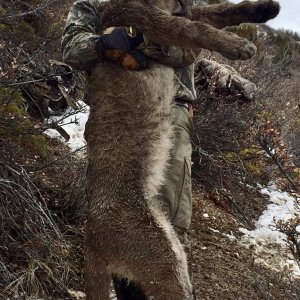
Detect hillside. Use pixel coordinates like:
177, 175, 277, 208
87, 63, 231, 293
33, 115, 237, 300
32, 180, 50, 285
1, 0, 300, 299
189, 19, 300, 299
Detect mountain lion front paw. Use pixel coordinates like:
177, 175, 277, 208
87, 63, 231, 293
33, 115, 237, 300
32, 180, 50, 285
219, 32, 257, 60
243, 0, 280, 23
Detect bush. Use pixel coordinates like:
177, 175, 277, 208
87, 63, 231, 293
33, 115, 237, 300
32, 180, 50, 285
0, 88, 52, 157
226, 24, 258, 43
0, 161, 77, 298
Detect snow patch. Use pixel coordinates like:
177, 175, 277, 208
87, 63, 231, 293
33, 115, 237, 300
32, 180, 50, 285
67, 289, 85, 300
257, 30, 268, 40
224, 232, 237, 241
240, 184, 300, 277
44, 101, 89, 152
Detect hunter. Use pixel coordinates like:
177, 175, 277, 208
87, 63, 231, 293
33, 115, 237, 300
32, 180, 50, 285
61, 0, 197, 297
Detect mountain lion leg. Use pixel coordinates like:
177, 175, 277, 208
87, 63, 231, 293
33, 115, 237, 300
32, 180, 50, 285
85, 247, 111, 300
101, 2, 256, 60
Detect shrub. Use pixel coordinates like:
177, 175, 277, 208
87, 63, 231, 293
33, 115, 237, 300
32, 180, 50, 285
226, 24, 258, 43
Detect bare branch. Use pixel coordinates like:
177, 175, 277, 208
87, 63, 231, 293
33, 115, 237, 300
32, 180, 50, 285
0, 0, 53, 22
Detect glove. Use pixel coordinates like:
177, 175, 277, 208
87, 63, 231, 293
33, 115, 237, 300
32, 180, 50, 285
120, 49, 148, 71
100, 27, 144, 52
128, 49, 148, 70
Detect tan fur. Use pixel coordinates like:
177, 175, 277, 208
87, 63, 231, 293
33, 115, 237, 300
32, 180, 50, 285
101, 0, 279, 60
85, 62, 191, 300
84, 1, 279, 299
146, 0, 192, 17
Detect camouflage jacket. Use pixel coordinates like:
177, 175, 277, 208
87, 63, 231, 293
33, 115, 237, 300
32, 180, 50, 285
61, 0, 198, 101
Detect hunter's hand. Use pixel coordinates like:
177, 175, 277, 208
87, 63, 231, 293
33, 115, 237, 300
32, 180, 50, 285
100, 27, 144, 56
120, 49, 148, 71
101, 27, 148, 71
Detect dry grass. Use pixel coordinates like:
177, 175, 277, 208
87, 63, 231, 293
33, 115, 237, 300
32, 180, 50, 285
0, 159, 80, 299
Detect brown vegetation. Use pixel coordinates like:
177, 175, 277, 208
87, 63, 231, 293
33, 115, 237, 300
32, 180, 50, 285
0, 0, 299, 299
0, 1, 85, 299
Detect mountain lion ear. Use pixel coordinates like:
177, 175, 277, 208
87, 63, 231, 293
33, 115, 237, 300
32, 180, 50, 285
177, 0, 192, 18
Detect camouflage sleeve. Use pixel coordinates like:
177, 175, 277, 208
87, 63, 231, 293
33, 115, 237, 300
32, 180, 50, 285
61, 0, 103, 70
141, 35, 200, 67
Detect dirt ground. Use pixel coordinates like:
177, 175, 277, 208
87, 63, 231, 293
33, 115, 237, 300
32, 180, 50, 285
190, 184, 300, 300
2, 138, 299, 300
52, 160, 300, 300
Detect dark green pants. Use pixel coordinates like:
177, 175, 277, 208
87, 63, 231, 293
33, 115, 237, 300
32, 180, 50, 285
161, 104, 193, 256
